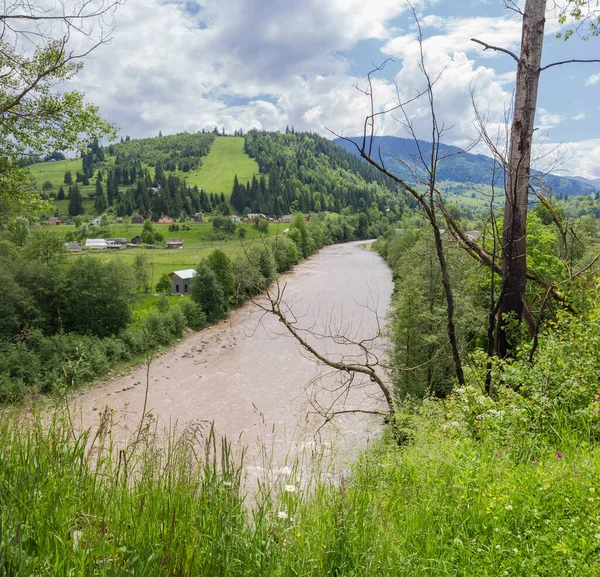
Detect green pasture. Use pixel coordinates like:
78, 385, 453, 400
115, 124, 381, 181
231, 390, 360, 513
42, 221, 284, 284
27, 158, 83, 188
176, 136, 262, 195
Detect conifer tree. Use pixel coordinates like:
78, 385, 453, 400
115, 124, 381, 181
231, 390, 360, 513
68, 184, 84, 216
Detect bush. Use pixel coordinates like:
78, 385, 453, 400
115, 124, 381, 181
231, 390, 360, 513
156, 273, 173, 295
180, 299, 207, 331
191, 262, 225, 321
269, 236, 300, 272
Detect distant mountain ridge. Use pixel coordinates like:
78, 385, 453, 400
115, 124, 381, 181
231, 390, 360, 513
572, 175, 600, 190
333, 136, 596, 197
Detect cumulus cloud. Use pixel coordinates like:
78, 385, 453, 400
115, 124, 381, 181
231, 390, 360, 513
585, 74, 600, 86
535, 139, 600, 180
56, 0, 597, 176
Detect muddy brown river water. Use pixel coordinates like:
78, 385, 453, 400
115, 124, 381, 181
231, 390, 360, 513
73, 241, 393, 481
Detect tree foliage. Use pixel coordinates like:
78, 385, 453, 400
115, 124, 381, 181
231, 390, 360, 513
0, 1, 120, 218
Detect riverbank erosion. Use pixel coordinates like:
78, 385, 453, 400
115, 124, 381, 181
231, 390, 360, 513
72, 241, 393, 479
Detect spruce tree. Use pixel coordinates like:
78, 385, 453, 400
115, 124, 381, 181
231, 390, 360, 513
68, 184, 84, 216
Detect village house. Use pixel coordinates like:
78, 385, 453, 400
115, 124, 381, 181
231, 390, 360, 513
465, 231, 481, 242
229, 215, 242, 223
105, 238, 127, 246
42, 216, 61, 226
85, 239, 108, 250
64, 242, 82, 252
114, 217, 124, 224
166, 238, 183, 249
132, 215, 144, 224
91, 217, 102, 226
169, 269, 197, 295
154, 216, 175, 225
281, 214, 294, 223
130, 235, 141, 244
194, 213, 203, 223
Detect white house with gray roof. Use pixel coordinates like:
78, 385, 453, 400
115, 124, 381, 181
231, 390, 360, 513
85, 239, 108, 250
169, 269, 197, 295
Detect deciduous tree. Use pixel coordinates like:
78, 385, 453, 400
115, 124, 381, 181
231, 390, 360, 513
0, 0, 122, 218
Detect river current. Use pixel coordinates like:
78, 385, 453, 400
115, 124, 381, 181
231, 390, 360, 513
73, 241, 393, 480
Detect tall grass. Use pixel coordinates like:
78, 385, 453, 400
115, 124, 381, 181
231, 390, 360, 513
1, 399, 599, 576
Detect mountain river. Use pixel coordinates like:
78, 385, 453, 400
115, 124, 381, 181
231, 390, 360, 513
73, 241, 393, 482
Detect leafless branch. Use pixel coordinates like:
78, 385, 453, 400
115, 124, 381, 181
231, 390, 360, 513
540, 58, 600, 72
471, 38, 520, 63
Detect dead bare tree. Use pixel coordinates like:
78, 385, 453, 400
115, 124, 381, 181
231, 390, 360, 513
471, 0, 600, 357
330, 6, 468, 388
254, 278, 401, 440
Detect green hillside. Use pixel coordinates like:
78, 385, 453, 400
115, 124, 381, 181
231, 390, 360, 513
27, 135, 262, 217
175, 136, 261, 196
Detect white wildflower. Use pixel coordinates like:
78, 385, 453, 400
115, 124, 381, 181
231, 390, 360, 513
454, 538, 463, 545
279, 466, 292, 476
277, 511, 288, 520
513, 548, 519, 554
505, 504, 513, 511
284, 484, 297, 493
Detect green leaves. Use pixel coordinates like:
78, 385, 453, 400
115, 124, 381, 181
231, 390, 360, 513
0, 34, 116, 219
556, 0, 600, 40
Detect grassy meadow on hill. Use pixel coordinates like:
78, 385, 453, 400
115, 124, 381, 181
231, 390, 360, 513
174, 136, 262, 196
28, 136, 263, 219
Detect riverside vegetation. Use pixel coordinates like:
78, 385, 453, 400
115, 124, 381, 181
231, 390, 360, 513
0, 211, 383, 402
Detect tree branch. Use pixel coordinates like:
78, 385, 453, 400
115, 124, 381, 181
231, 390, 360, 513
471, 38, 519, 63
540, 59, 600, 72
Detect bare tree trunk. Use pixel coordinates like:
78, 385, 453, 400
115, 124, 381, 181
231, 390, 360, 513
497, 0, 547, 357
432, 226, 465, 387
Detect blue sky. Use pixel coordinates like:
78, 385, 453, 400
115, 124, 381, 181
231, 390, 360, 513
68, 0, 600, 177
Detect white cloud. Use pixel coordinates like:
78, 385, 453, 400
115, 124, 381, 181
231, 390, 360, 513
537, 108, 564, 131
53, 0, 597, 177
535, 139, 600, 180
585, 74, 600, 86
383, 16, 523, 61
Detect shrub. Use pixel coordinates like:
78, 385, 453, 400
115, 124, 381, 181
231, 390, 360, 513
192, 262, 225, 321
180, 299, 207, 331
269, 236, 300, 272
156, 273, 173, 295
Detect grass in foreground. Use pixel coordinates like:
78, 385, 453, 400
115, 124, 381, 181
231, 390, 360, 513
1, 398, 598, 576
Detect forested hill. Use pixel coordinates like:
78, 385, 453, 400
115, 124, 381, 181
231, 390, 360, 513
236, 130, 402, 214
34, 131, 406, 219
334, 135, 596, 198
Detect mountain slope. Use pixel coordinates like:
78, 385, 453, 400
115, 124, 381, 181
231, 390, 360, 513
334, 136, 596, 197
572, 175, 600, 190
183, 137, 261, 195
